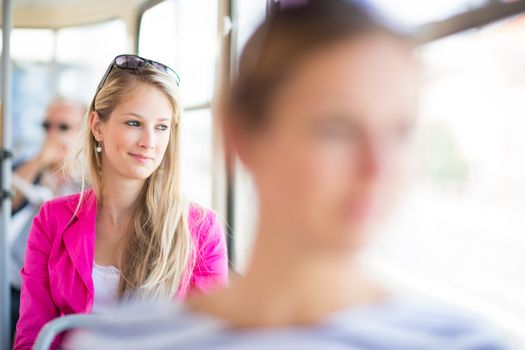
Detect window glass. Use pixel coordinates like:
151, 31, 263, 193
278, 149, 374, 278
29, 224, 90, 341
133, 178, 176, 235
56, 20, 128, 102
231, 0, 267, 271
139, 0, 220, 207
11, 20, 128, 161
362, 16, 525, 344
180, 109, 213, 208
139, 0, 218, 107
11, 29, 54, 62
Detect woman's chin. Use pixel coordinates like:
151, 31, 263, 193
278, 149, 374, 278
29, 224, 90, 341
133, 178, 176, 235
120, 167, 155, 181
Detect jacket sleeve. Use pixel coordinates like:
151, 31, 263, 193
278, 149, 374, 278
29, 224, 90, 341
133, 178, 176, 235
14, 202, 61, 350
190, 209, 229, 293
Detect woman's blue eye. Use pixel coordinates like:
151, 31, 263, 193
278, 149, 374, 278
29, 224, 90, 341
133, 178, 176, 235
126, 121, 141, 127
156, 124, 169, 131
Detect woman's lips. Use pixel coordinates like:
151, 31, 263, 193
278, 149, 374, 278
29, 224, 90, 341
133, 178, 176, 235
129, 152, 153, 164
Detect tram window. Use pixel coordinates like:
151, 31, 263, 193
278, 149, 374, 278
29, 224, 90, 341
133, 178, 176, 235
9, 20, 128, 163
230, 0, 266, 271
138, 0, 218, 206
139, 0, 218, 107
56, 20, 128, 102
180, 109, 213, 209
361, 15, 525, 344
11, 29, 54, 61
9, 29, 55, 159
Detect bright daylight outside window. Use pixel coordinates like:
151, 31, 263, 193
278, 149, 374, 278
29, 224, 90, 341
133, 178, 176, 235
362, 12, 525, 345
8, 21, 128, 161
139, 0, 218, 209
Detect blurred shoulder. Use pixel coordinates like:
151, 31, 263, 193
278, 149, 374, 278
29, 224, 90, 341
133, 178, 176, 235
336, 297, 512, 349
65, 298, 513, 350
65, 302, 221, 349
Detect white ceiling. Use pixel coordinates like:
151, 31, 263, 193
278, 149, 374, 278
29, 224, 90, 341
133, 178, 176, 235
2, 0, 153, 29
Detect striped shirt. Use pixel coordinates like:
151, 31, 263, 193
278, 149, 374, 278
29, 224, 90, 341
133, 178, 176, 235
66, 298, 510, 350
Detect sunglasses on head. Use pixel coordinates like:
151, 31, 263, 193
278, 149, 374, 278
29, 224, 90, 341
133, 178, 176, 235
42, 121, 71, 132
92, 54, 180, 107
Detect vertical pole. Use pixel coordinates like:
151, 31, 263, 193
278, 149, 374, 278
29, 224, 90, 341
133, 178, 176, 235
226, 0, 237, 269
215, 0, 237, 268
50, 29, 59, 97
1, 0, 14, 348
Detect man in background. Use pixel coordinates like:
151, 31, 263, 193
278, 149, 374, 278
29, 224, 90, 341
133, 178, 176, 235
12, 98, 85, 213
10, 98, 85, 340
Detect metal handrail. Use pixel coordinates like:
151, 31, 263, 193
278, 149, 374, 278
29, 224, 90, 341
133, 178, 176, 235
1, 0, 14, 349
415, 0, 525, 44
32, 314, 104, 350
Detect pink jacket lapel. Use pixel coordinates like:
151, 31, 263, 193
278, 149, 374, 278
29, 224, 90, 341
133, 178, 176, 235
61, 189, 97, 297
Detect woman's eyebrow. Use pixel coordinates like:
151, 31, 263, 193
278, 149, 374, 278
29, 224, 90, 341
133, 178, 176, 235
121, 112, 144, 119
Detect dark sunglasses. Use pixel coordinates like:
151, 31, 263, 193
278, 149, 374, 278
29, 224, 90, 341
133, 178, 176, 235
92, 54, 180, 107
42, 121, 71, 132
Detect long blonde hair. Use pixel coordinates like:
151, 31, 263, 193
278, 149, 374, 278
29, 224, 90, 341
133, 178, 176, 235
70, 65, 195, 300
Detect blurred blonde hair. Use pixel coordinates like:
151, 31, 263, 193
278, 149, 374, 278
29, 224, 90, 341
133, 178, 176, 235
69, 65, 195, 300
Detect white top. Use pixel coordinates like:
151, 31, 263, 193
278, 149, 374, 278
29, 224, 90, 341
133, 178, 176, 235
92, 262, 121, 313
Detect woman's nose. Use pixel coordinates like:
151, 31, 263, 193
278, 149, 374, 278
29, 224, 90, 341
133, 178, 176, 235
358, 135, 385, 180
138, 128, 155, 149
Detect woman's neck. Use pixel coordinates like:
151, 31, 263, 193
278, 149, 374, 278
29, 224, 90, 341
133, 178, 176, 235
190, 216, 387, 328
98, 167, 145, 227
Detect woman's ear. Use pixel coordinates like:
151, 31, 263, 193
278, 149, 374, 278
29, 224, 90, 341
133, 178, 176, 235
89, 111, 104, 142
224, 112, 260, 173
214, 96, 259, 172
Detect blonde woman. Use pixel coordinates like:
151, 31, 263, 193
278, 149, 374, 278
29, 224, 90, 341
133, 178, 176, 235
14, 55, 228, 350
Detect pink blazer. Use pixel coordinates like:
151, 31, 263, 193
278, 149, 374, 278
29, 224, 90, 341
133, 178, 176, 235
14, 190, 228, 350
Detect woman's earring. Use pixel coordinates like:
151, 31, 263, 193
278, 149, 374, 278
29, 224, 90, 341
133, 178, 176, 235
95, 141, 103, 171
